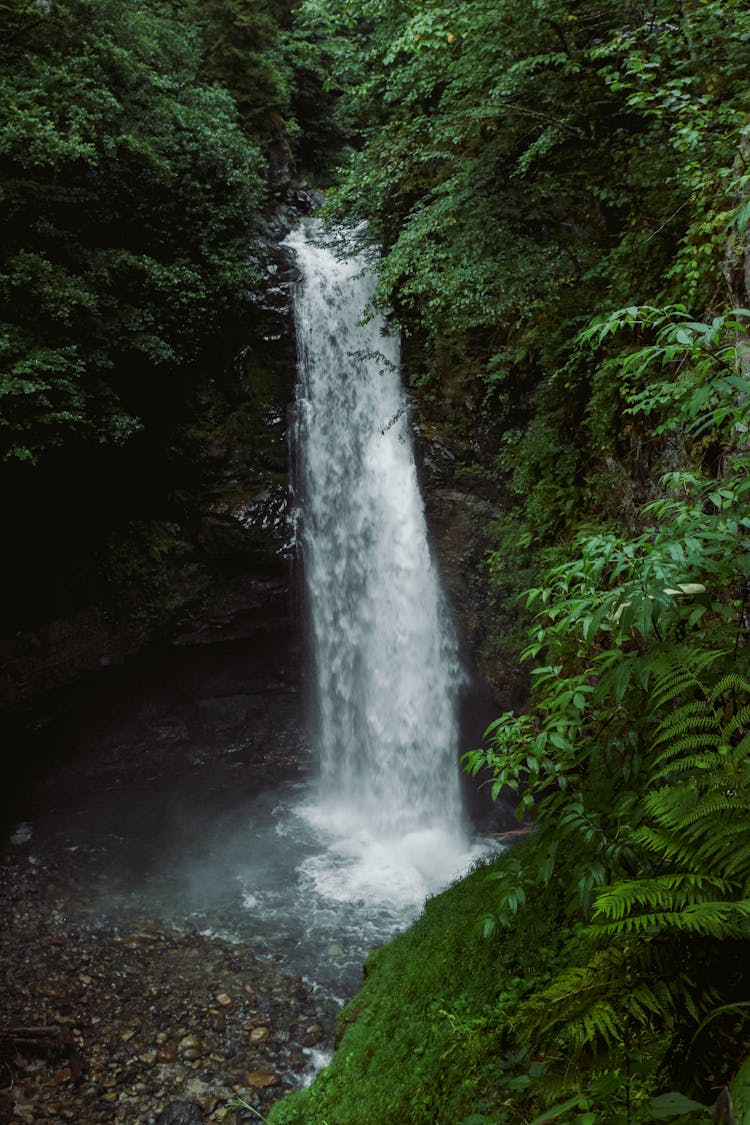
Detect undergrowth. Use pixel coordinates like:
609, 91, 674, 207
268, 851, 578, 1125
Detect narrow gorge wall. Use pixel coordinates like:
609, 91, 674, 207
0, 194, 319, 733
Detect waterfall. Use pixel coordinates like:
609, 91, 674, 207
2, 224, 486, 1007
285, 222, 466, 845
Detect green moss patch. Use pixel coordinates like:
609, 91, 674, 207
269, 847, 564, 1125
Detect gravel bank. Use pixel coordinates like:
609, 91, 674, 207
0, 848, 335, 1125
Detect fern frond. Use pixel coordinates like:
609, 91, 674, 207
634, 825, 686, 856
594, 900, 750, 939
513, 941, 687, 1054
710, 673, 750, 703
652, 756, 721, 784
651, 704, 713, 746
651, 743, 727, 780
678, 899, 750, 937
641, 785, 750, 824
680, 823, 750, 864
723, 705, 750, 741
647, 651, 721, 711
593, 874, 733, 924
653, 724, 724, 754
633, 818, 750, 882
723, 842, 750, 880
648, 671, 704, 713
580, 1002, 620, 1048
654, 697, 714, 724
657, 792, 749, 831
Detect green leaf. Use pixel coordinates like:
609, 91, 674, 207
647, 1092, 709, 1118
507, 1073, 533, 1091
529, 1093, 589, 1123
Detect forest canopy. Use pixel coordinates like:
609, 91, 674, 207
312, 0, 750, 544
0, 0, 269, 464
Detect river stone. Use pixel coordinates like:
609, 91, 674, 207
177, 1034, 202, 1060
248, 1026, 270, 1043
156, 1101, 204, 1125
300, 1023, 322, 1046
245, 1070, 282, 1088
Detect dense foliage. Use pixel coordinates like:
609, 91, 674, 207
0, 0, 311, 630
0, 0, 272, 465
311, 0, 750, 556
457, 316, 750, 1119
190, 0, 293, 139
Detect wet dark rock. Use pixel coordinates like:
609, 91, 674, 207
157, 1102, 205, 1125
300, 1023, 322, 1047
292, 186, 324, 214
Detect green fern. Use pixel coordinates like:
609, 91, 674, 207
511, 655, 750, 1069
723, 705, 750, 740
594, 875, 734, 921
513, 942, 691, 1052
595, 659, 750, 930
594, 902, 750, 939
645, 651, 722, 712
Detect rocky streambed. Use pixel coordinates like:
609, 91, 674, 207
0, 844, 335, 1125
0, 626, 336, 1125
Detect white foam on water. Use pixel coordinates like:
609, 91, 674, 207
300, 1047, 333, 1087
296, 797, 484, 908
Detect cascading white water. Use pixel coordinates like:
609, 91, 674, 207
286, 221, 466, 851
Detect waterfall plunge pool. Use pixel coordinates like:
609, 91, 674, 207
3, 731, 494, 1005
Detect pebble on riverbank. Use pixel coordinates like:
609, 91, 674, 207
0, 850, 335, 1124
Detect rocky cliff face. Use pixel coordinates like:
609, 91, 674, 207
408, 397, 528, 832
0, 194, 319, 732
415, 419, 528, 720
